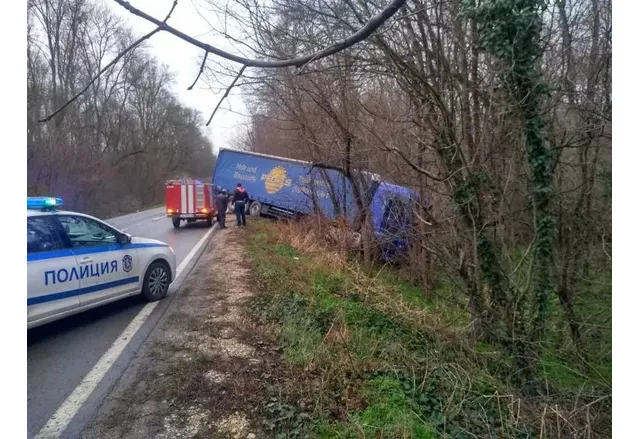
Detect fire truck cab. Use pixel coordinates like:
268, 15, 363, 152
165, 179, 216, 228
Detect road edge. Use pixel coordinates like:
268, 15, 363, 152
34, 225, 219, 439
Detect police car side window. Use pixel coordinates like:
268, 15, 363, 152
27, 217, 66, 253
57, 216, 118, 247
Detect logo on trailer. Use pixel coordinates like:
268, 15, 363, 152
122, 255, 133, 273
263, 166, 288, 194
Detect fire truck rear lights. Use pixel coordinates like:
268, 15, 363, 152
201, 208, 208, 214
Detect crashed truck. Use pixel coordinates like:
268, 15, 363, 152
212, 148, 419, 261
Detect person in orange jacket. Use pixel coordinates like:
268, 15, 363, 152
232, 183, 249, 226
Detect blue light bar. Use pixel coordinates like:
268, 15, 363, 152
27, 197, 64, 210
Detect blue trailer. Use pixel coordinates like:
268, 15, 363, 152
212, 148, 418, 259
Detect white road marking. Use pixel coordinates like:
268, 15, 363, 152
152, 215, 166, 221
174, 227, 216, 275
35, 227, 216, 439
107, 207, 165, 224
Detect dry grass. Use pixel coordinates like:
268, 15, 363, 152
275, 216, 470, 348
277, 216, 351, 270
246, 218, 612, 438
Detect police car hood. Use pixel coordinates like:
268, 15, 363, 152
130, 236, 169, 246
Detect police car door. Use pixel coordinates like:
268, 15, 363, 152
27, 215, 80, 324
55, 215, 139, 306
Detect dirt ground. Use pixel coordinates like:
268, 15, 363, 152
82, 227, 287, 439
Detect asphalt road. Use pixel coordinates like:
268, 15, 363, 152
27, 207, 213, 438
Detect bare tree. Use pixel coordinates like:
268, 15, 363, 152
28, 0, 216, 217
218, 0, 611, 431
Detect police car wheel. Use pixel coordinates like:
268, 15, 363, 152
142, 261, 170, 301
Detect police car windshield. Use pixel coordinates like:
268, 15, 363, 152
57, 215, 118, 246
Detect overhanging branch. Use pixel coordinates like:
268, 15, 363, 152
113, 0, 407, 68
187, 52, 208, 90
206, 65, 246, 125
39, 0, 407, 123
38, 0, 179, 123
39, 30, 158, 123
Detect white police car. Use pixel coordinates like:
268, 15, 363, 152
27, 197, 176, 329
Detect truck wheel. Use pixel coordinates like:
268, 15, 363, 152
206, 215, 213, 227
141, 261, 170, 301
172, 218, 180, 228
249, 201, 262, 217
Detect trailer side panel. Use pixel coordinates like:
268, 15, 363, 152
213, 149, 359, 221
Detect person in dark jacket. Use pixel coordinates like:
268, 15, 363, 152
233, 183, 249, 226
216, 189, 229, 228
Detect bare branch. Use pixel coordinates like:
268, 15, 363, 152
187, 52, 208, 90
39, 0, 180, 123
38, 30, 158, 123
163, 0, 179, 21
206, 65, 247, 126
296, 52, 323, 76
113, 0, 407, 68
379, 143, 457, 182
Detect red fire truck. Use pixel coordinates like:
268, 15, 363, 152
165, 178, 216, 228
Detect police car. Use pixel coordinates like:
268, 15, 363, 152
27, 197, 176, 329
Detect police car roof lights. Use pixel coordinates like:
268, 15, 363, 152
27, 197, 64, 211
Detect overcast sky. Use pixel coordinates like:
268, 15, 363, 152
104, 0, 250, 153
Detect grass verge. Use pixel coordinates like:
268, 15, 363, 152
242, 219, 611, 438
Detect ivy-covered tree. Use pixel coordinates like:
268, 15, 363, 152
462, 0, 554, 390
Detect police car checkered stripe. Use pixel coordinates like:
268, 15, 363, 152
27, 276, 140, 306
27, 243, 169, 262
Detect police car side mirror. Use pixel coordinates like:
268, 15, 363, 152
120, 233, 132, 244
